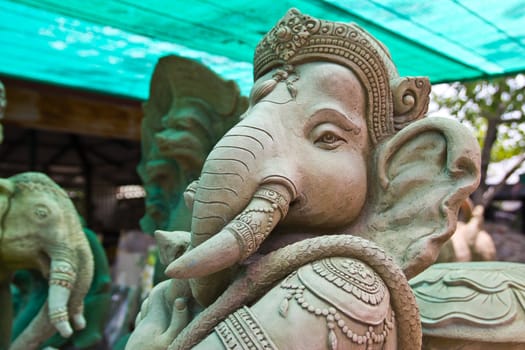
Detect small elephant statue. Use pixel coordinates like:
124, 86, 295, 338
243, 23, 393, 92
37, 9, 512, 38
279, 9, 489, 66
0, 172, 94, 350
128, 8, 480, 350
437, 200, 496, 262
10, 223, 111, 349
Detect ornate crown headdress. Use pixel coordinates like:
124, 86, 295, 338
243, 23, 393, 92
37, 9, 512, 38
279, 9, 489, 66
253, 8, 430, 144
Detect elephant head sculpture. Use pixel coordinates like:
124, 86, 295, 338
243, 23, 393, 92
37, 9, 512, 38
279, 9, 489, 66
0, 172, 94, 350
130, 8, 480, 350
165, 8, 480, 308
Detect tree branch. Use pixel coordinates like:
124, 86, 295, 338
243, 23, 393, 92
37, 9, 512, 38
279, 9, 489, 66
481, 153, 525, 207
473, 116, 499, 204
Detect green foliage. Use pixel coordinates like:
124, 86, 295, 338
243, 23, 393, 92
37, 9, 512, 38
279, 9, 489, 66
432, 74, 525, 163
431, 73, 525, 206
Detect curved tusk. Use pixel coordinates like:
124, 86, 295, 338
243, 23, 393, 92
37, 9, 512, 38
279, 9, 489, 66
48, 260, 77, 337
165, 182, 295, 279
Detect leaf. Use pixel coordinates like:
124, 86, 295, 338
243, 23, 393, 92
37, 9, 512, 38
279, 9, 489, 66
279, 298, 289, 318
328, 329, 338, 350
287, 82, 297, 99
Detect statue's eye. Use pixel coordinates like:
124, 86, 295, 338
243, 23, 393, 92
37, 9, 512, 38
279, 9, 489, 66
310, 122, 348, 150
314, 131, 346, 150
319, 133, 338, 144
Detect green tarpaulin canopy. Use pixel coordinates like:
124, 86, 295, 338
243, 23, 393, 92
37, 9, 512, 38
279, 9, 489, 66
1, 0, 524, 99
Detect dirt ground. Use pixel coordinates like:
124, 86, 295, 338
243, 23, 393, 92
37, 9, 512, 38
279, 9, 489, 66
485, 222, 525, 263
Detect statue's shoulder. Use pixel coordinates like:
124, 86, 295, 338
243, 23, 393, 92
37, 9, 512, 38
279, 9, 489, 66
239, 256, 396, 349
293, 256, 391, 324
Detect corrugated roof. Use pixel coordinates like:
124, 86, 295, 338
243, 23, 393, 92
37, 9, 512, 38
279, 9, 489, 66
1, 0, 524, 99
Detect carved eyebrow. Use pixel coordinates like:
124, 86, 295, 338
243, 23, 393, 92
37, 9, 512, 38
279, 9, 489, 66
310, 108, 361, 134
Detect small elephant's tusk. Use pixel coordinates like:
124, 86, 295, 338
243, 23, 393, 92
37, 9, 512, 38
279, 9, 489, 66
48, 260, 77, 337
72, 313, 87, 330
53, 319, 74, 338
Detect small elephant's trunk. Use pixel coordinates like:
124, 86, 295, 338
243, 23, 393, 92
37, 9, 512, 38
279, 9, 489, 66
166, 180, 296, 279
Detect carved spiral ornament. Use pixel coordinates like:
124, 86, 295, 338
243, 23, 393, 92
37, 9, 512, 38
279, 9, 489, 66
392, 77, 431, 130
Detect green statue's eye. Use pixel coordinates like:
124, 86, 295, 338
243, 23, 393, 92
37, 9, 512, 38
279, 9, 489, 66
34, 205, 50, 219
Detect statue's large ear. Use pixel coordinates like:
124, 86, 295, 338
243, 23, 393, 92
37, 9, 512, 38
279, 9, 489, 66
354, 117, 480, 279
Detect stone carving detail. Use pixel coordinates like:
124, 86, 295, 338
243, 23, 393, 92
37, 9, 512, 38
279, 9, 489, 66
228, 185, 294, 261
254, 8, 402, 145
127, 8, 481, 350
391, 77, 431, 130
9, 224, 111, 350
215, 306, 277, 350
279, 260, 395, 349
411, 262, 525, 349
311, 258, 386, 305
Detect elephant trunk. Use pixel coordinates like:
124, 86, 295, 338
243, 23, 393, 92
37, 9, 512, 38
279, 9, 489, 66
166, 180, 296, 278
165, 123, 298, 305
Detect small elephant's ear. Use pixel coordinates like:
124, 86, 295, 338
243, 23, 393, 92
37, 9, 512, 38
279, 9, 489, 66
0, 178, 14, 194
357, 117, 480, 279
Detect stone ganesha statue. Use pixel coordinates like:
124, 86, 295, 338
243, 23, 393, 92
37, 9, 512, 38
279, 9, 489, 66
0, 172, 94, 350
128, 8, 480, 350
